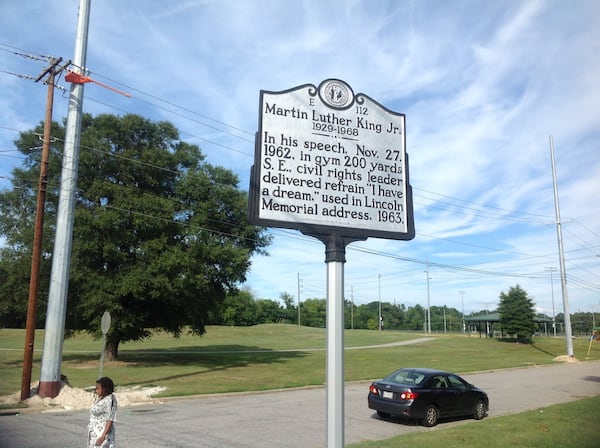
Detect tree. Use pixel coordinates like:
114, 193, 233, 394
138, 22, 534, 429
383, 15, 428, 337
381, 302, 405, 330
404, 304, 426, 331
0, 113, 271, 358
280, 292, 297, 323
498, 285, 536, 342
255, 298, 286, 324
0, 120, 64, 328
352, 301, 379, 329
218, 289, 257, 326
300, 298, 326, 327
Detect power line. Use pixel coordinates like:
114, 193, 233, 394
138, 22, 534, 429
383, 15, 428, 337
3, 136, 597, 279
414, 186, 554, 221
2, 45, 599, 292
0, 43, 596, 242
1, 47, 595, 245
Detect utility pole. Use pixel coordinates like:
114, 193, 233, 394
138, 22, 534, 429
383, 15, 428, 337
443, 306, 447, 333
297, 273, 302, 326
425, 260, 431, 334
378, 274, 382, 331
550, 136, 574, 357
545, 267, 558, 337
20, 57, 66, 401
350, 285, 354, 330
459, 290, 465, 333
38, 0, 91, 398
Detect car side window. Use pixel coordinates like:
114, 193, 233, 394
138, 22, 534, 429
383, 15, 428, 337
447, 375, 467, 389
431, 375, 448, 388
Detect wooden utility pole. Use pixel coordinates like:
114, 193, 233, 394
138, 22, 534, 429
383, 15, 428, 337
20, 57, 65, 401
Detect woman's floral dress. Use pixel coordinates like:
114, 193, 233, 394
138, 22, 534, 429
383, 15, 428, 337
87, 393, 118, 447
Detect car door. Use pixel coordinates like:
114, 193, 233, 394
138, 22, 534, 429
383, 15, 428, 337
446, 374, 474, 416
430, 375, 455, 417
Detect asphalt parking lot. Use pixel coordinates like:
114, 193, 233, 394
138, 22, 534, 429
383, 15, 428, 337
1, 360, 599, 447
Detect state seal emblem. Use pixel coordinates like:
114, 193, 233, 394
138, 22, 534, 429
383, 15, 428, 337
318, 79, 354, 109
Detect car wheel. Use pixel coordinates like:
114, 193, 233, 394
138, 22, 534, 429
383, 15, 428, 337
422, 404, 439, 427
377, 410, 391, 418
473, 399, 486, 420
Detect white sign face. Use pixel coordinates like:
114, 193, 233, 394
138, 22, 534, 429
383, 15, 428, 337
249, 79, 414, 240
101, 311, 111, 335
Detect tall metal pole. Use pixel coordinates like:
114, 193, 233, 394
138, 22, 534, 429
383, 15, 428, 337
425, 260, 431, 334
378, 274, 382, 331
549, 136, 574, 357
443, 306, 447, 333
297, 272, 301, 326
460, 290, 465, 333
38, 0, 91, 398
20, 58, 63, 401
350, 284, 354, 330
545, 267, 558, 337
321, 233, 349, 448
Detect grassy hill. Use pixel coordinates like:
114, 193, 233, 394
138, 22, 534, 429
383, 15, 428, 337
1, 324, 598, 397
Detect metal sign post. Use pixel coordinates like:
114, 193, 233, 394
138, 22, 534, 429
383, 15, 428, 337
315, 233, 361, 447
249, 79, 415, 448
99, 311, 111, 379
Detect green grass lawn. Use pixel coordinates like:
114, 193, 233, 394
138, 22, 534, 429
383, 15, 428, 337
2, 324, 598, 398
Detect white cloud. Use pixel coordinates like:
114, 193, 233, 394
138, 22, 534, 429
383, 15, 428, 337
0, 0, 598, 319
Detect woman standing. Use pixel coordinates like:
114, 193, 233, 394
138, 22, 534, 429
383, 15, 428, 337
88, 377, 118, 447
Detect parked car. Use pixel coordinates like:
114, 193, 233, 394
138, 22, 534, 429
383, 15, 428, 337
368, 367, 489, 427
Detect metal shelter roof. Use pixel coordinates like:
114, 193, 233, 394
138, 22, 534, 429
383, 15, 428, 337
464, 312, 553, 323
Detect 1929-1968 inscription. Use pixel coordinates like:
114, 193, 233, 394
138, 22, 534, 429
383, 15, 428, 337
250, 80, 414, 240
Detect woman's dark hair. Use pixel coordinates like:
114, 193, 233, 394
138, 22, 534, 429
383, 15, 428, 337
96, 377, 115, 395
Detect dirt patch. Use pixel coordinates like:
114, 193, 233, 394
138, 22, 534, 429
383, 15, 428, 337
0, 381, 165, 412
553, 355, 579, 363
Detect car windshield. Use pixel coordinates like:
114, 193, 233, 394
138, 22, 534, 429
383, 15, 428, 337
384, 369, 426, 385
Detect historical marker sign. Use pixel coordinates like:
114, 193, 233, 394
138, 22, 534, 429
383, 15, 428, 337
249, 79, 414, 241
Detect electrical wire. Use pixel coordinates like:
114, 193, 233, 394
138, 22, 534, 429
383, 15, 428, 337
1, 44, 599, 294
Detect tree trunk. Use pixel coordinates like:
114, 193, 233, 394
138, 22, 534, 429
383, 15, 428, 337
104, 339, 120, 361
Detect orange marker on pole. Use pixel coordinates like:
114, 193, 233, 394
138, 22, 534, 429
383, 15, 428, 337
65, 71, 131, 97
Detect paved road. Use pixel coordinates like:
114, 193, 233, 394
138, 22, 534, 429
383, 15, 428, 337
1, 360, 599, 447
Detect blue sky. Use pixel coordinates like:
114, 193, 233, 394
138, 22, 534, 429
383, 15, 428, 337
1, 0, 599, 323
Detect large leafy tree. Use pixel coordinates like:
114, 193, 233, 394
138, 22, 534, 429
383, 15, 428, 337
300, 298, 326, 327
0, 113, 270, 359
218, 289, 257, 326
498, 284, 536, 342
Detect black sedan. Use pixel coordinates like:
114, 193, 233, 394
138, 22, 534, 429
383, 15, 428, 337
368, 367, 489, 427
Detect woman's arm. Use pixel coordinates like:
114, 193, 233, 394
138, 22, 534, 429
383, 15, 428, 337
95, 420, 113, 446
